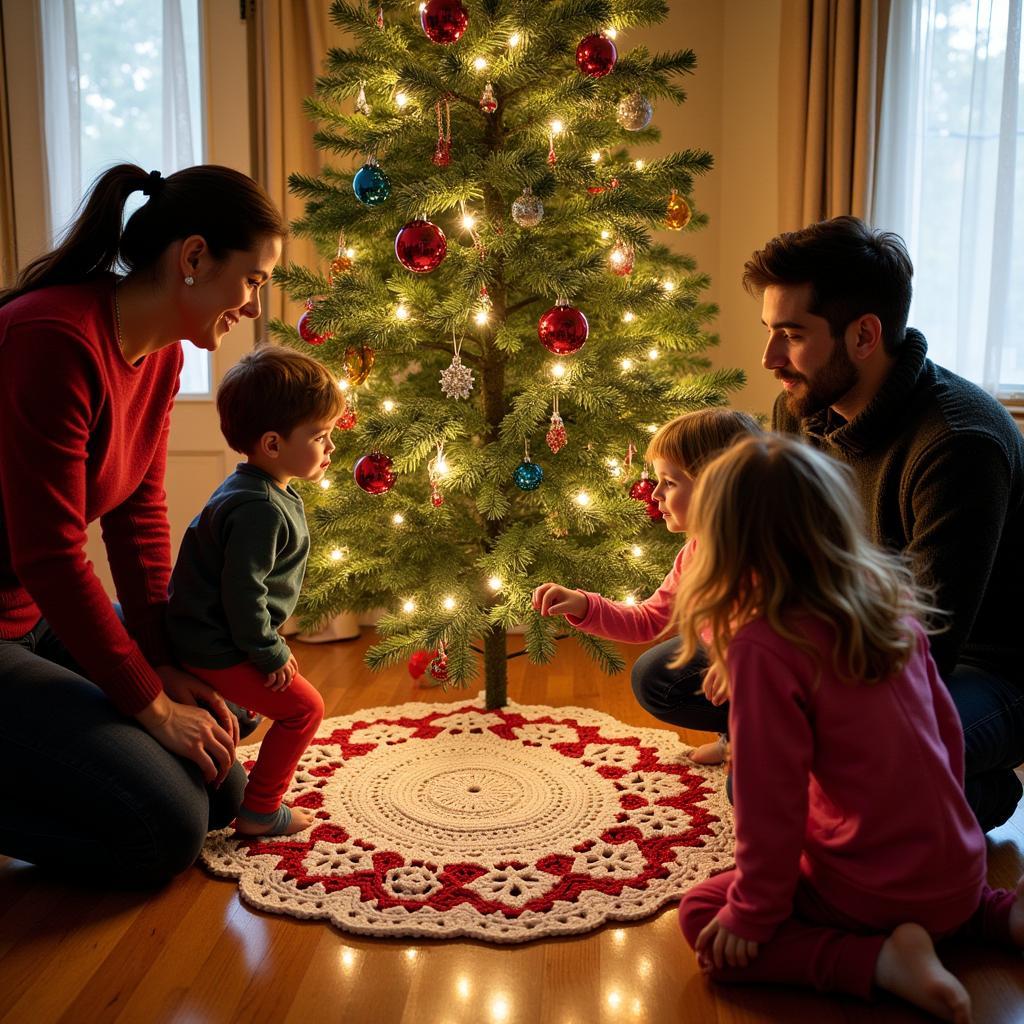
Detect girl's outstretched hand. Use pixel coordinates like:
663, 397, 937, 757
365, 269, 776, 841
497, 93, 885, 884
532, 583, 588, 619
702, 664, 730, 706
694, 914, 759, 971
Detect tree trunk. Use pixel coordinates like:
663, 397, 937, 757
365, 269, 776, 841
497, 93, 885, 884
483, 624, 508, 709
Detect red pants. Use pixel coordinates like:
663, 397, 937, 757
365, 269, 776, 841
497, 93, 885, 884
186, 661, 324, 815
679, 869, 1016, 999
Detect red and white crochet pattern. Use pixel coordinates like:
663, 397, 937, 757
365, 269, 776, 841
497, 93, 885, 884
201, 697, 734, 943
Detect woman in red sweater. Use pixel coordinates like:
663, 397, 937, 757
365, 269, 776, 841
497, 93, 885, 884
0, 164, 285, 882
675, 435, 1021, 1022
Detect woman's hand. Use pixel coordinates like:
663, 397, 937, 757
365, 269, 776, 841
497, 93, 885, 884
532, 583, 588, 619
156, 664, 240, 747
694, 914, 759, 970
702, 664, 730, 706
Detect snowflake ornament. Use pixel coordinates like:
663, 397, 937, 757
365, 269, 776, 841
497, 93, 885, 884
440, 344, 474, 400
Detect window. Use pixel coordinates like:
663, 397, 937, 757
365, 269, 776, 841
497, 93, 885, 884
40, 0, 209, 395
873, 0, 1023, 395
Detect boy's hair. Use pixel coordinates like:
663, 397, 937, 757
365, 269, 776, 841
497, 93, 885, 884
671, 434, 943, 686
645, 409, 762, 476
217, 345, 345, 454
742, 216, 914, 355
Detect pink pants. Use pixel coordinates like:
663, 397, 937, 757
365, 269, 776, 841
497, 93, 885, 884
186, 661, 324, 815
679, 869, 1016, 999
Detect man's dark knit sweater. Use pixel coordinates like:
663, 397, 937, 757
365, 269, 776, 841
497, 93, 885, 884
773, 329, 1024, 684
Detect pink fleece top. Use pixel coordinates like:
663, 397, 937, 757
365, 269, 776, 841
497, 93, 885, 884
720, 615, 987, 943
567, 542, 691, 642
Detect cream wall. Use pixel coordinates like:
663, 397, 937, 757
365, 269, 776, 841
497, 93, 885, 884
632, 0, 784, 419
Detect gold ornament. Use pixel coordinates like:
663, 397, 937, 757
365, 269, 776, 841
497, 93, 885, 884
665, 190, 692, 231
344, 345, 376, 386
329, 254, 353, 282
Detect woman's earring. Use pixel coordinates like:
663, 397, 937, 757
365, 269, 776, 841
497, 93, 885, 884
184, 275, 195, 286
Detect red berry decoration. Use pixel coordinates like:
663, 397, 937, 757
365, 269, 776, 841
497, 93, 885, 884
428, 651, 449, 681
576, 33, 617, 78
538, 301, 589, 355
420, 0, 468, 44
395, 219, 448, 274
336, 405, 357, 430
645, 501, 664, 521
408, 649, 432, 679
297, 311, 331, 346
353, 452, 396, 495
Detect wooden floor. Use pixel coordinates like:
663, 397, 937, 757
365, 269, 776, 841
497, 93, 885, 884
2, 630, 1023, 1024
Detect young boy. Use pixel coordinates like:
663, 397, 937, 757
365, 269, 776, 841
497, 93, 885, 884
167, 345, 344, 836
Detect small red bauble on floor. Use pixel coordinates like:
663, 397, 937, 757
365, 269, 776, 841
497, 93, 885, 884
407, 649, 432, 679
420, 0, 468, 44
576, 33, 617, 78
395, 219, 447, 274
353, 452, 396, 495
538, 301, 589, 355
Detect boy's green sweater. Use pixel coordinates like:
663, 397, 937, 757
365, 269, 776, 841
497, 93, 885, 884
168, 463, 309, 673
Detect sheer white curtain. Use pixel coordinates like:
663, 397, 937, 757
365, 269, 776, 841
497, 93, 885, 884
873, 0, 1023, 394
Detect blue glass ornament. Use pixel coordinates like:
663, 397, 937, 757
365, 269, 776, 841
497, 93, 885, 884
513, 458, 544, 491
353, 160, 391, 206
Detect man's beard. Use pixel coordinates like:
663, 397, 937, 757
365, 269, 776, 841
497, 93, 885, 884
781, 340, 858, 420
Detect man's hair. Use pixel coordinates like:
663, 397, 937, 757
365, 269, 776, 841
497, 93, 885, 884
217, 345, 345, 454
645, 408, 763, 477
742, 216, 914, 354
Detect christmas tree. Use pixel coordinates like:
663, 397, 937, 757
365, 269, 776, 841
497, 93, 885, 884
272, 0, 743, 710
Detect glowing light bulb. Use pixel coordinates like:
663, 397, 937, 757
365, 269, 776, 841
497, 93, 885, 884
488, 576, 502, 591
345, 247, 355, 259
550, 362, 566, 379
607, 458, 620, 468
590, 150, 601, 163
395, 304, 410, 321
610, 466, 622, 477
462, 212, 476, 230
609, 248, 626, 268
600, 229, 611, 240
402, 599, 416, 613
646, 423, 658, 434
338, 378, 350, 392
443, 596, 456, 611
622, 310, 635, 323
634, 159, 645, 170
319, 478, 331, 490
418, 2, 426, 10
395, 92, 409, 109
605, 27, 618, 39
575, 491, 591, 506
631, 545, 643, 557
433, 455, 449, 476
474, 307, 490, 325
508, 32, 520, 47
621, 358, 634, 370
473, 56, 487, 71
549, 118, 564, 136
648, 348, 659, 360
662, 279, 676, 292
624, 595, 637, 606
392, 512, 405, 525
382, 399, 395, 412
330, 548, 345, 561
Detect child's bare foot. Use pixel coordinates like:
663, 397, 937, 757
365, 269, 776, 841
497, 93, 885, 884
234, 804, 314, 837
688, 736, 728, 766
1008, 875, 1024, 947
874, 923, 972, 1023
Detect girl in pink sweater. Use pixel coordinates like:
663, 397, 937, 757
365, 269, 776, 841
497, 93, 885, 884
675, 434, 1021, 1023
532, 408, 761, 764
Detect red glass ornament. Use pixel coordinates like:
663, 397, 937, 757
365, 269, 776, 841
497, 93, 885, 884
609, 239, 635, 276
546, 413, 567, 454
395, 219, 447, 274
336, 406, 357, 430
420, 0, 468, 44
297, 311, 330, 346
629, 477, 655, 502
645, 501, 664, 521
353, 452, 396, 495
408, 649, 432, 679
576, 33, 617, 78
432, 139, 451, 167
538, 302, 589, 355
428, 651, 449, 681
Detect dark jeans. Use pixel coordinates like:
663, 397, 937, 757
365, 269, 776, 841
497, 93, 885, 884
0, 619, 246, 885
631, 638, 1024, 833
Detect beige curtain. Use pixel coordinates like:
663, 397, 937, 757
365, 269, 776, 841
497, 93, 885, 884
778, 0, 890, 228
248, 0, 348, 331
0, 13, 18, 288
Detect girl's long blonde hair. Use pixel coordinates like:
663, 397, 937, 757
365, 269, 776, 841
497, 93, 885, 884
671, 435, 943, 685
